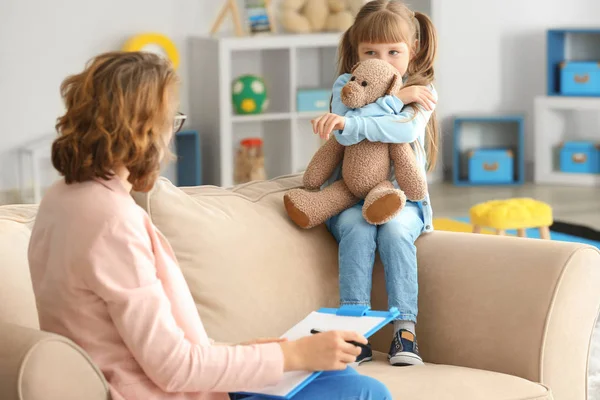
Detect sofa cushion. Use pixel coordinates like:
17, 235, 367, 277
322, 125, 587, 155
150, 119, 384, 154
359, 352, 551, 400
0, 205, 39, 329
133, 176, 341, 343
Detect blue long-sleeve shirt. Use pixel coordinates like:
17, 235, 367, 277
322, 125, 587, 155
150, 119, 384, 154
325, 73, 438, 232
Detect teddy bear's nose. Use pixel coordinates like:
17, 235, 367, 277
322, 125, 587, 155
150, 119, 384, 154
342, 85, 351, 97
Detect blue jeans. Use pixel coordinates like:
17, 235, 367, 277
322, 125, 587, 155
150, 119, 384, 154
233, 367, 391, 399
327, 201, 424, 322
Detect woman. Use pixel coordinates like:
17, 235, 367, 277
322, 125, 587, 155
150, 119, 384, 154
27, 51, 391, 400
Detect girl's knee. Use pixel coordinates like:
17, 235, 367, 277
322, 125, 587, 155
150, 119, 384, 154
378, 222, 418, 246
336, 208, 376, 239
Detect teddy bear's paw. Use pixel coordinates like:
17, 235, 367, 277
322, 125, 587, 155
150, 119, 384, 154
363, 187, 407, 225
284, 191, 313, 229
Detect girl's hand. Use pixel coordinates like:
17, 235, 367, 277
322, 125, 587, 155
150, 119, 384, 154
311, 113, 346, 140
239, 337, 288, 346
397, 86, 436, 111
279, 330, 366, 372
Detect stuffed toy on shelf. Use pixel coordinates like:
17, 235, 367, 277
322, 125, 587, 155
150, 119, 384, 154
283, 59, 428, 229
280, 0, 365, 33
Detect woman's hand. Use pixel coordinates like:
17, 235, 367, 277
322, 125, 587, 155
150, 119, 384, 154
239, 337, 288, 346
311, 113, 346, 140
279, 330, 366, 372
397, 86, 436, 111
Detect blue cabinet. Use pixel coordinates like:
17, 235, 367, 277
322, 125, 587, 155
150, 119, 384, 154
175, 130, 202, 186
560, 141, 600, 174
547, 29, 600, 96
468, 149, 514, 183
453, 115, 525, 186
560, 62, 600, 96
297, 89, 331, 112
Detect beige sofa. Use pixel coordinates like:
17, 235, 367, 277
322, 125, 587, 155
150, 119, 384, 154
1, 175, 599, 400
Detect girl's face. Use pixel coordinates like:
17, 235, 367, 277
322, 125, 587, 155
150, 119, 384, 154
357, 42, 411, 76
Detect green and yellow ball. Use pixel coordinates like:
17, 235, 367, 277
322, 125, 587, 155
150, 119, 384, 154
232, 75, 269, 115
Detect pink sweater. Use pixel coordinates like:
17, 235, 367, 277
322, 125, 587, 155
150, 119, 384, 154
28, 176, 284, 400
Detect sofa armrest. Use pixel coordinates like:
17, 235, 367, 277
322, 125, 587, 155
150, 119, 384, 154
370, 231, 600, 400
0, 322, 109, 400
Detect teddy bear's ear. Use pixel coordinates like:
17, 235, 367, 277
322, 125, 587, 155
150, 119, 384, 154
385, 74, 402, 96
350, 61, 361, 74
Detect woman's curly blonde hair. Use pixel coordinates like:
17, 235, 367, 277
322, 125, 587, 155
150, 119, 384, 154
52, 51, 179, 192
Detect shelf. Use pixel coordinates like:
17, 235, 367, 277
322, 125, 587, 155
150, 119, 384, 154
452, 116, 525, 186
534, 172, 600, 186
534, 95, 600, 186
232, 112, 292, 122
211, 33, 342, 51
296, 111, 324, 119
535, 95, 600, 110
547, 29, 600, 96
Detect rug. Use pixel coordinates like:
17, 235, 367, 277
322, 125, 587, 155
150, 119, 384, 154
432, 217, 600, 249
433, 218, 600, 398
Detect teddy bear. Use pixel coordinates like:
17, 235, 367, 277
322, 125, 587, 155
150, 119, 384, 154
280, 0, 365, 33
283, 59, 428, 229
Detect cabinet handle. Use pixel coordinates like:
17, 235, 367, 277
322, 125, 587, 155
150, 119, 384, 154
483, 162, 498, 171
572, 153, 587, 163
574, 74, 590, 84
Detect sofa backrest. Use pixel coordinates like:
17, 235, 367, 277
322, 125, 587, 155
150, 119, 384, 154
132, 175, 342, 343
0, 205, 39, 330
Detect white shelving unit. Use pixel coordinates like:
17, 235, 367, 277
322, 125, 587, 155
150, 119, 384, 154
190, 33, 341, 187
534, 96, 600, 186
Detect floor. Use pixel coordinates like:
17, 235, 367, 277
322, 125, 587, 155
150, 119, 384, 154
428, 183, 600, 229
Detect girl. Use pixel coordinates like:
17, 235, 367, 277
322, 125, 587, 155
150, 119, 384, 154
27, 51, 392, 400
311, 0, 439, 367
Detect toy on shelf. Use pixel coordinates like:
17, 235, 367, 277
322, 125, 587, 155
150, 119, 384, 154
232, 75, 269, 115
297, 88, 331, 112
559, 140, 600, 174
453, 115, 525, 186
234, 138, 266, 184
280, 0, 363, 34
547, 28, 600, 96
245, 0, 276, 34
470, 198, 553, 239
210, 0, 245, 37
122, 33, 180, 69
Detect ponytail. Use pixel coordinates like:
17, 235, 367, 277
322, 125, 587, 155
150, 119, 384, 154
406, 11, 440, 173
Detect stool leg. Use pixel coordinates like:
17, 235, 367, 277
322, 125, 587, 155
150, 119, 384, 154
517, 228, 526, 238
539, 226, 550, 240
473, 225, 482, 234
496, 229, 506, 236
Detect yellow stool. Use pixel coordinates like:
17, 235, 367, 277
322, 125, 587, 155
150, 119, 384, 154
469, 198, 553, 239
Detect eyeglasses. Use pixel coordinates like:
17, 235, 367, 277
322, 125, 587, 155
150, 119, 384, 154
174, 112, 187, 134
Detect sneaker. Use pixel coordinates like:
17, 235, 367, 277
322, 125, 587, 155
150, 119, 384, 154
388, 329, 424, 366
352, 342, 373, 366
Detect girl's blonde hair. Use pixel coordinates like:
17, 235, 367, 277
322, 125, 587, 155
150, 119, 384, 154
337, 0, 439, 172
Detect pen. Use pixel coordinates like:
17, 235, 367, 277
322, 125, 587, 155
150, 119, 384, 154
310, 329, 364, 348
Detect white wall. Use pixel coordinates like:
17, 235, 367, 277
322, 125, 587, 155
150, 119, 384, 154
434, 0, 600, 178
2, 0, 600, 193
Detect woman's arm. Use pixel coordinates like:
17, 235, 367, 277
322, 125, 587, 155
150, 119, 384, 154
84, 217, 284, 394
334, 86, 438, 146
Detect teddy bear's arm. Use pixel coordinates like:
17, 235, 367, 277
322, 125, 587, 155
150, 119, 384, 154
303, 138, 345, 190
389, 143, 428, 201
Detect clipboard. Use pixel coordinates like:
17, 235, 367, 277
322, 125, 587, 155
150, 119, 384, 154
233, 305, 400, 399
